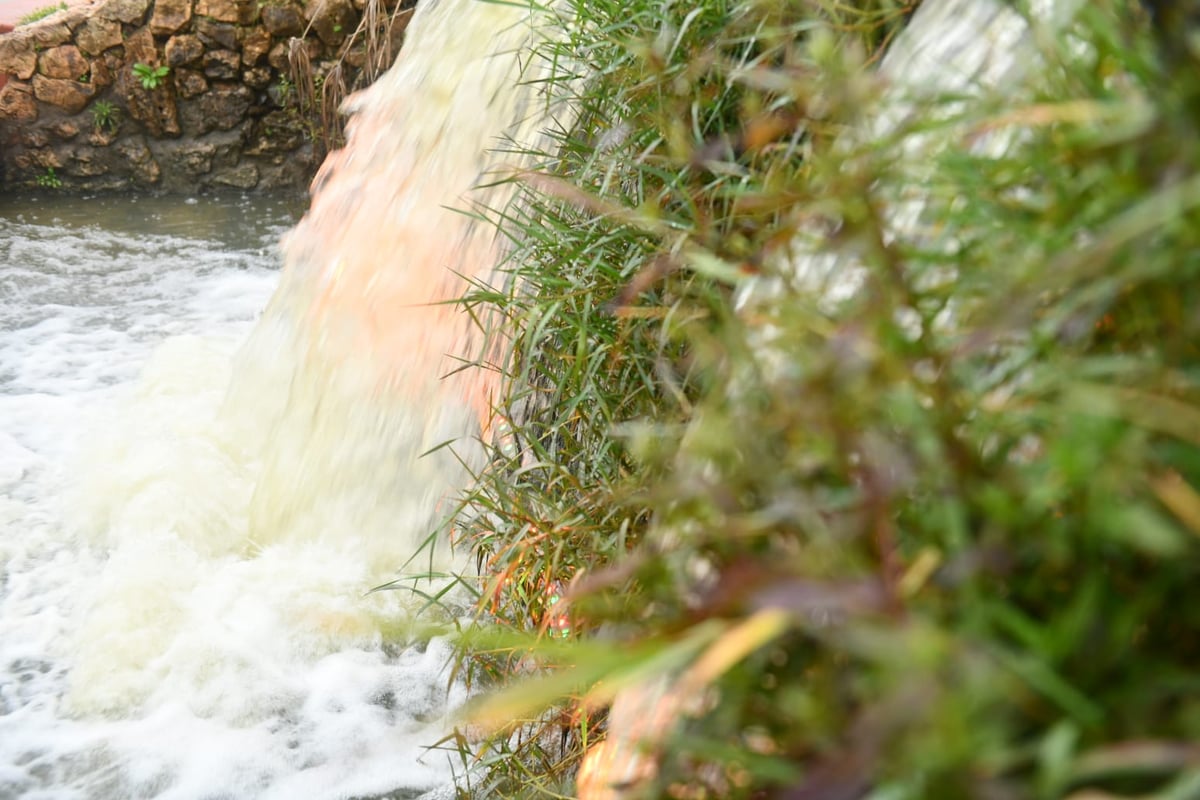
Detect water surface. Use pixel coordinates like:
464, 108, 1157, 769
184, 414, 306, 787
0, 193, 463, 800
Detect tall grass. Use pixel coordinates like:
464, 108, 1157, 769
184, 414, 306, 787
442, 0, 1200, 797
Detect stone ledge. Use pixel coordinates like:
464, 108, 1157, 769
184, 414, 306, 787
0, 0, 413, 193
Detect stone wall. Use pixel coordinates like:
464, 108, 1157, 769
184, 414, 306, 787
0, 0, 411, 192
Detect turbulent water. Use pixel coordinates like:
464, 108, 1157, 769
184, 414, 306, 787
0, 194, 470, 799
0, 0, 569, 795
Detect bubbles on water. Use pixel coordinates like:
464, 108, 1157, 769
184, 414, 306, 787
0, 195, 468, 799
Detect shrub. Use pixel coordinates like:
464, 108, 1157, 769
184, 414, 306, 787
448, 1, 1200, 797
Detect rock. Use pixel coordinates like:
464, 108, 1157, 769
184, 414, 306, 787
0, 82, 37, 121
122, 68, 180, 137
122, 26, 158, 66
66, 146, 110, 176
202, 49, 240, 80
197, 83, 251, 131
173, 68, 208, 98
50, 119, 81, 140
38, 45, 88, 80
164, 35, 204, 67
194, 18, 238, 50
61, 6, 94, 32
88, 57, 114, 88
150, 0, 193, 35
75, 17, 122, 55
31, 75, 95, 113
29, 22, 72, 48
158, 140, 216, 174
27, 148, 62, 169
246, 109, 305, 153
240, 27, 271, 65
194, 0, 239, 22
21, 128, 50, 148
304, 0, 357, 47
242, 65, 272, 89
237, 0, 259, 25
115, 136, 159, 184
340, 44, 366, 70
261, 4, 303, 37
0, 39, 37, 80
268, 38, 318, 71
96, 0, 151, 25
87, 125, 119, 146
210, 162, 258, 188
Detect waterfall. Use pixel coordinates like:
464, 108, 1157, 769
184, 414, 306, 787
0, 0, 569, 796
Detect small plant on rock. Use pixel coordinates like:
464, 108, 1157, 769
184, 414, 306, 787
132, 63, 170, 90
36, 167, 62, 189
90, 100, 120, 134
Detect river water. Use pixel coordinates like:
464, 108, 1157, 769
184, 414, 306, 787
0, 193, 465, 800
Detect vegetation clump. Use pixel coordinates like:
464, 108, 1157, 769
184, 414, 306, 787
90, 100, 120, 134
36, 167, 62, 189
441, 0, 1200, 797
16, 2, 65, 25
132, 63, 170, 90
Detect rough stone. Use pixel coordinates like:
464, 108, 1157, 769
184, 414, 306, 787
66, 146, 110, 176
340, 44, 366, 70
194, 0, 239, 22
31, 75, 94, 113
88, 125, 120, 146
241, 65, 271, 89
29, 23, 72, 48
150, 0, 193, 35
267, 38, 318, 71
237, 0, 259, 25
194, 18, 238, 50
265, 77, 288, 107
159, 140, 216, 175
202, 49, 240, 80
240, 27, 271, 65
173, 68, 207, 98
74, 16, 123, 56
88, 56, 114, 88
123, 69, 180, 137
122, 26, 158, 66
21, 128, 50, 148
0, 39, 37, 80
0, 82, 37, 121
304, 0, 356, 47
115, 136, 160, 184
38, 45, 88, 80
96, 0, 151, 25
50, 119, 81, 140
211, 163, 258, 189
261, 4, 303, 37
184, 82, 250, 132
60, 6, 94, 32
164, 35, 204, 67
27, 148, 63, 169
246, 109, 305, 154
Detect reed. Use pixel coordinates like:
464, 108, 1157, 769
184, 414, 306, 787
437, 0, 1200, 797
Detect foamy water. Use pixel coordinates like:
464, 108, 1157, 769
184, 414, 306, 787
0, 195, 467, 800
0, 0, 577, 792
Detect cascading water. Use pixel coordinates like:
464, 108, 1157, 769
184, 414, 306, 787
0, 1, 566, 797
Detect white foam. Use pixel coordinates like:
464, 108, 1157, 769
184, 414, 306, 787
0, 197, 466, 799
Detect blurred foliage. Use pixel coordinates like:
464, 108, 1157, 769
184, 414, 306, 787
446, 0, 1200, 797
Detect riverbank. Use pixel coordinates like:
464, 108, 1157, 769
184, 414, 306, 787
0, 0, 408, 193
